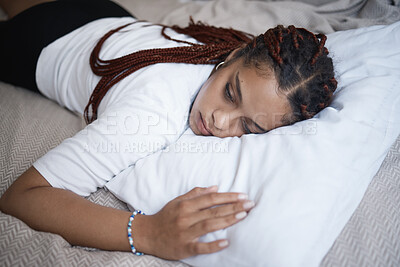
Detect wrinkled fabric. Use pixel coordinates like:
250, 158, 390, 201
115, 0, 400, 34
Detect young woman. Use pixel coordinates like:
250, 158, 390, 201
0, 0, 337, 261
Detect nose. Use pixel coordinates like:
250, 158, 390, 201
212, 108, 239, 131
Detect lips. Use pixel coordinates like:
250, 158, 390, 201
197, 112, 212, 136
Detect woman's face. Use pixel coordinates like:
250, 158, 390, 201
189, 58, 291, 138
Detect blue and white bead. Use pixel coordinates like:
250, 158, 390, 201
127, 209, 145, 256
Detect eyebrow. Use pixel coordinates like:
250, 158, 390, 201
235, 72, 243, 104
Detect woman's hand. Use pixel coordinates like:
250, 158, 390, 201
134, 186, 255, 260
0, 167, 254, 260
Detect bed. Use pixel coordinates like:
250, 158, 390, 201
1, 0, 400, 266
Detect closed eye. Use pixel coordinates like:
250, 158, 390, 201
242, 119, 252, 134
224, 82, 234, 102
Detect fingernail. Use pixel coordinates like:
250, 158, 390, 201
238, 194, 248, 200
243, 200, 255, 210
219, 240, 229, 247
235, 211, 247, 220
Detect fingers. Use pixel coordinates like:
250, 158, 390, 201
162, 186, 255, 259
176, 186, 218, 201
174, 187, 255, 235
187, 239, 230, 256
184, 191, 248, 211
190, 211, 248, 239
187, 199, 255, 226
149, 186, 255, 260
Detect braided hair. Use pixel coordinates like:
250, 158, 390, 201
86, 19, 337, 127
228, 25, 337, 125
86, 19, 252, 123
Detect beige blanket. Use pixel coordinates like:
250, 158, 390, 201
116, 0, 400, 33
1, 0, 399, 266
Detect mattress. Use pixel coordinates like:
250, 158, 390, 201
1, 0, 399, 266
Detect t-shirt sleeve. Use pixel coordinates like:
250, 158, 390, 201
33, 104, 187, 197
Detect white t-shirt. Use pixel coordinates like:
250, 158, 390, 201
33, 17, 214, 196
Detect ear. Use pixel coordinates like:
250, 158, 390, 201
225, 48, 240, 62
225, 43, 246, 62
209, 43, 247, 76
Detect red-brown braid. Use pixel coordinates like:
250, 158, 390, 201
85, 19, 253, 123
263, 29, 283, 65
310, 34, 327, 66
289, 25, 300, 49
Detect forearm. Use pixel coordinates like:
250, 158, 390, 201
22, 188, 132, 250
0, 167, 147, 252
1, 167, 255, 260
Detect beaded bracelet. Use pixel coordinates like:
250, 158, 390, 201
127, 209, 145, 256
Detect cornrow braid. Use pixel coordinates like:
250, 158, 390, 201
85, 19, 253, 123
288, 25, 301, 49
263, 28, 283, 65
310, 34, 327, 66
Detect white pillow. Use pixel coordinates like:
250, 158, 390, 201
106, 22, 400, 267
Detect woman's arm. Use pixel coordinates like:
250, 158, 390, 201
0, 166, 254, 260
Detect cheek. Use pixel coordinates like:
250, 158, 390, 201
193, 80, 215, 108
189, 84, 210, 122
190, 89, 204, 114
